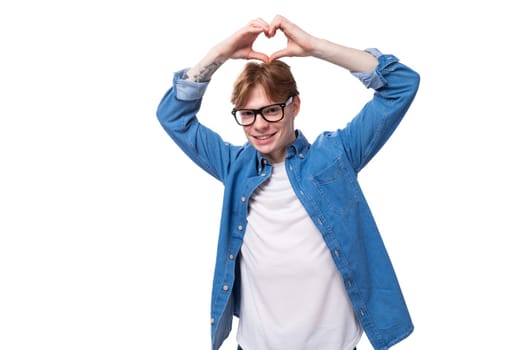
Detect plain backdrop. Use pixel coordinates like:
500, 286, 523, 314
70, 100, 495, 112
1, 0, 524, 349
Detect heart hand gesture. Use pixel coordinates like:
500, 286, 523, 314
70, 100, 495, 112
186, 15, 376, 82
216, 15, 317, 63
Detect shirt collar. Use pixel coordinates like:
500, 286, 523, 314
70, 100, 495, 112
287, 130, 310, 158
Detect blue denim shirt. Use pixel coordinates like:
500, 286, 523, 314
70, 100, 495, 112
157, 50, 420, 350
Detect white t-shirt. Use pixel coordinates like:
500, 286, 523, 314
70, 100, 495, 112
237, 162, 363, 350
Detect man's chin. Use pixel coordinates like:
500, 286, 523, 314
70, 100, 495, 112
253, 144, 273, 155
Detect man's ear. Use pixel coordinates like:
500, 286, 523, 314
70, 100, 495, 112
292, 95, 301, 116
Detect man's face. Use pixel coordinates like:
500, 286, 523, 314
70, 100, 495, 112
241, 85, 299, 164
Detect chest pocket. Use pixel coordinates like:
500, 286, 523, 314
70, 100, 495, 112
311, 156, 358, 215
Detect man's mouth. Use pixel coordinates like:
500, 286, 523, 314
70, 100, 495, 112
254, 134, 273, 140
252, 132, 277, 144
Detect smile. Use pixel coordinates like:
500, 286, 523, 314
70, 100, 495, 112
254, 134, 274, 140
251, 132, 277, 145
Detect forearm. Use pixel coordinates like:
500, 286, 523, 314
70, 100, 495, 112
186, 18, 270, 82
310, 37, 378, 73
186, 47, 228, 82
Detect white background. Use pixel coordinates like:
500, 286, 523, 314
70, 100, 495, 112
1, 0, 524, 349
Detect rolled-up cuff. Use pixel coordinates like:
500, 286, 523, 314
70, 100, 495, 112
351, 48, 399, 90
173, 68, 209, 101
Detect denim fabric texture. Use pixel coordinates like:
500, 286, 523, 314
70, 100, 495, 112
238, 347, 357, 350
157, 49, 420, 350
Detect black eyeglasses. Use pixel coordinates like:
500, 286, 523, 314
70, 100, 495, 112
231, 96, 294, 126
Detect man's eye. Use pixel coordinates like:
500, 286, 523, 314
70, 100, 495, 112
263, 106, 279, 115
240, 111, 254, 118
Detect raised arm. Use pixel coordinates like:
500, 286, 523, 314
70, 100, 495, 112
186, 18, 272, 82
268, 15, 378, 73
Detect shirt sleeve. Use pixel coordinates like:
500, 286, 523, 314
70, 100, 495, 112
342, 50, 420, 172
156, 69, 241, 183
173, 68, 210, 101
350, 48, 387, 90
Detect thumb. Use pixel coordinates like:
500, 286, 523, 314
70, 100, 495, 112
269, 48, 291, 62
248, 50, 270, 63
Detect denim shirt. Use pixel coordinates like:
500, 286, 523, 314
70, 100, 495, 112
156, 50, 420, 350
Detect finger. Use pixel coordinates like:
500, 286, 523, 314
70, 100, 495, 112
252, 17, 269, 27
268, 14, 287, 36
248, 17, 270, 34
249, 50, 270, 63
269, 48, 290, 62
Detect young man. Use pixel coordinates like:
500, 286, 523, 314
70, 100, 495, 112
157, 15, 420, 350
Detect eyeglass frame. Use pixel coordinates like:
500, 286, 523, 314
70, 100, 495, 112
231, 96, 294, 126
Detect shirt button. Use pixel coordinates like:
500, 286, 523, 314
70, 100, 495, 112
261, 173, 266, 177
229, 254, 234, 260
241, 196, 246, 203
299, 153, 304, 158
223, 285, 229, 291
210, 318, 215, 325
238, 225, 243, 231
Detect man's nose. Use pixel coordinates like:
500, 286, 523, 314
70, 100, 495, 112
252, 112, 269, 128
